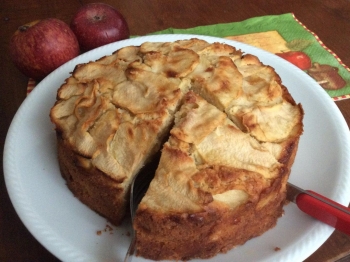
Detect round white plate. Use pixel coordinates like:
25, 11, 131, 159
4, 34, 350, 262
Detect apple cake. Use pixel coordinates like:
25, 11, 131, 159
50, 38, 303, 260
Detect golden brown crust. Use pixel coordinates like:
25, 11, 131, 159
50, 38, 304, 259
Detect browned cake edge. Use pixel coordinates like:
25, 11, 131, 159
56, 134, 128, 225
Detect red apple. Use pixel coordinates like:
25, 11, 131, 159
9, 18, 80, 81
70, 3, 130, 52
276, 51, 312, 70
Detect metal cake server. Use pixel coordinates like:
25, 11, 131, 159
287, 182, 350, 235
123, 161, 158, 262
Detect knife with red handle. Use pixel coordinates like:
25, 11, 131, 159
287, 182, 350, 235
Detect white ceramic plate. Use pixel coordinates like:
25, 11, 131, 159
4, 34, 350, 262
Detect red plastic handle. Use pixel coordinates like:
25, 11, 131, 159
296, 191, 350, 235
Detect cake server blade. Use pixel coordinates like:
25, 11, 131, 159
287, 182, 350, 235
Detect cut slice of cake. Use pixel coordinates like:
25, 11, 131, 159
134, 91, 300, 260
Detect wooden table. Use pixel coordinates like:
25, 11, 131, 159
1, 0, 350, 261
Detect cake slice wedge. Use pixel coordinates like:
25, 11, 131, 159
133, 91, 298, 260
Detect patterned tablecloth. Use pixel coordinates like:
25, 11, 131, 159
27, 13, 350, 101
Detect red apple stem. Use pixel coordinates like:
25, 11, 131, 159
18, 25, 30, 32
